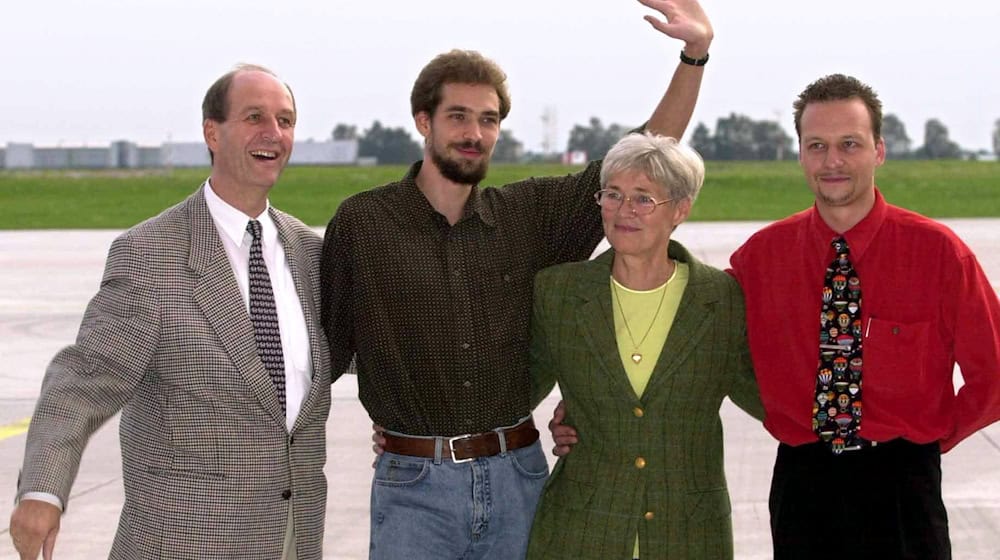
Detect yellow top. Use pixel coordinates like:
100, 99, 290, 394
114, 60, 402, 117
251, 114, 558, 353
610, 261, 690, 559
611, 261, 690, 398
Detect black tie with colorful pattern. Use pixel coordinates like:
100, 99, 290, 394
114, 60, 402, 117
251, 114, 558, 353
814, 236, 864, 454
247, 219, 286, 413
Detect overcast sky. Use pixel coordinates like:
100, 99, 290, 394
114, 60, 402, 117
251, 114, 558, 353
4, 0, 999, 153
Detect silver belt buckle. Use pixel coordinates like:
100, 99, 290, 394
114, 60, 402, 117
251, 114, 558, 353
448, 434, 474, 463
839, 440, 877, 453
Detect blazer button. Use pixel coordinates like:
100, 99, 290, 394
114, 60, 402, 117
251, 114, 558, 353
634, 457, 646, 469
633, 407, 644, 418
282, 489, 292, 500
644, 511, 655, 521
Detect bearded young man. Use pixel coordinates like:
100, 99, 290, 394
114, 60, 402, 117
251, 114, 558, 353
321, 1, 715, 558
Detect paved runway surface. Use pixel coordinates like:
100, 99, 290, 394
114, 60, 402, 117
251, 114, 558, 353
2, 220, 999, 559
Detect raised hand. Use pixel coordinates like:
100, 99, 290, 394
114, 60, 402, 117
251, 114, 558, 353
638, 0, 713, 57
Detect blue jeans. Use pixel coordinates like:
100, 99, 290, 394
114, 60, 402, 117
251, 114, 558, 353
369, 438, 549, 559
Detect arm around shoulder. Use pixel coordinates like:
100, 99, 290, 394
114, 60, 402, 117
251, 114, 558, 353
529, 268, 561, 409
722, 273, 766, 422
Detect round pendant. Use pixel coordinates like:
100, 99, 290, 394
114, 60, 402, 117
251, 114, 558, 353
631, 352, 642, 364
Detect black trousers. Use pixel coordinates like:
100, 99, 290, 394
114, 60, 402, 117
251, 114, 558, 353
769, 439, 951, 560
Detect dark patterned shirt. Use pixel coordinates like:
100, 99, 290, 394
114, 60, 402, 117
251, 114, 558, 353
321, 160, 605, 435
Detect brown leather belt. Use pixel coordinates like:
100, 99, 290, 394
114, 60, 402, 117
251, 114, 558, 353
381, 419, 539, 463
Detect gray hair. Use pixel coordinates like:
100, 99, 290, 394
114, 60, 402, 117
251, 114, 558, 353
600, 133, 705, 203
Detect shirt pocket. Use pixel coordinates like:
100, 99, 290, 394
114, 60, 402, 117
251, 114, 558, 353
474, 252, 533, 337
863, 317, 930, 400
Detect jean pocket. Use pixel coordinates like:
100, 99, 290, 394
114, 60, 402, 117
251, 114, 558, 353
373, 454, 429, 487
509, 441, 549, 479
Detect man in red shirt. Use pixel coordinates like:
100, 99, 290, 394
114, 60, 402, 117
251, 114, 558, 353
728, 74, 1000, 559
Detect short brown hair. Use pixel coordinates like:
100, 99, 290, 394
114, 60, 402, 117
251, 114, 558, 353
410, 50, 511, 120
792, 74, 882, 141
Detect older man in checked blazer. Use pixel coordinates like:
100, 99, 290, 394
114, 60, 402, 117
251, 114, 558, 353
8, 64, 333, 560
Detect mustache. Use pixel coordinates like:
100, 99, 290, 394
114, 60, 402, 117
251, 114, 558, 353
450, 140, 484, 153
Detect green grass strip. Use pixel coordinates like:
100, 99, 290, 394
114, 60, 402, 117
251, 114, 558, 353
1, 160, 997, 229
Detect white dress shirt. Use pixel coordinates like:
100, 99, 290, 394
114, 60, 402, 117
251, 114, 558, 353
204, 180, 313, 431
22, 183, 313, 512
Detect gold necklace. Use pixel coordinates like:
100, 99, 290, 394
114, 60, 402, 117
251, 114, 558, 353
611, 278, 669, 365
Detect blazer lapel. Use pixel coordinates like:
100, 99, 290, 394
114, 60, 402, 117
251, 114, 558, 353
642, 240, 718, 398
575, 251, 643, 402
188, 187, 286, 427
271, 210, 325, 434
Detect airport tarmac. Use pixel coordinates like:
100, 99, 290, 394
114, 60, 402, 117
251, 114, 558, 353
2, 220, 999, 559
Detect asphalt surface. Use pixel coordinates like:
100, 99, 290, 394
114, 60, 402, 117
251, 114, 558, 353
2, 220, 999, 559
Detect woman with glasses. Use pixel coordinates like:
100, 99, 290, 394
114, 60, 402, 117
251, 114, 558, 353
526, 133, 764, 560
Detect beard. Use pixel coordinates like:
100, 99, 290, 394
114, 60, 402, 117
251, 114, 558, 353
430, 140, 490, 185
817, 189, 855, 207
814, 179, 860, 207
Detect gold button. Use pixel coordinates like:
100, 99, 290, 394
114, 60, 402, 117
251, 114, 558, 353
635, 457, 646, 469
644, 511, 654, 520
633, 407, 644, 418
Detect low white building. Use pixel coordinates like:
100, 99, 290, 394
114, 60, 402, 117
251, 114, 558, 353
289, 139, 358, 165
1, 139, 360, 170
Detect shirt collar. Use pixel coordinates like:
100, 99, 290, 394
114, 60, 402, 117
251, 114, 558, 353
204, 179, 278, 248
397, 161, 496, 228
808, 187, 887, 261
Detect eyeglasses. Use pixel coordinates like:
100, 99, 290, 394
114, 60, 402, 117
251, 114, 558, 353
594, 189, 673, 215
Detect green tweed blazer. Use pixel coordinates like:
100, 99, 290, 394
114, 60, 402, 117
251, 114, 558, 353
527, 241, 764, 560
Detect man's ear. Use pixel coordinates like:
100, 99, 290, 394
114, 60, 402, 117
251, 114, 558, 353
414, 111, 432, 139
203, 119, 218, 152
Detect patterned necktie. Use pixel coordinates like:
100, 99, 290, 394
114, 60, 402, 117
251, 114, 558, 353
247, 219, 286, 412
814, 236, 863, 454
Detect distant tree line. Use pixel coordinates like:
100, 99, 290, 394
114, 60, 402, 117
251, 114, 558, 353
332, 114, 999, 164
566, 118, 633, 163
565, 113, 996, 162
881, 115, 963, 159
562, 115, 795, 162
689, 115, 794, 161
331, 121, 524, 165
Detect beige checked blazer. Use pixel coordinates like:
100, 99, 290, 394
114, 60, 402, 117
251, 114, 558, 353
16, 187, 333, 559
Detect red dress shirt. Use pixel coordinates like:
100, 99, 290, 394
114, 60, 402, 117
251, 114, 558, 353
730, 189, 1000, 452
